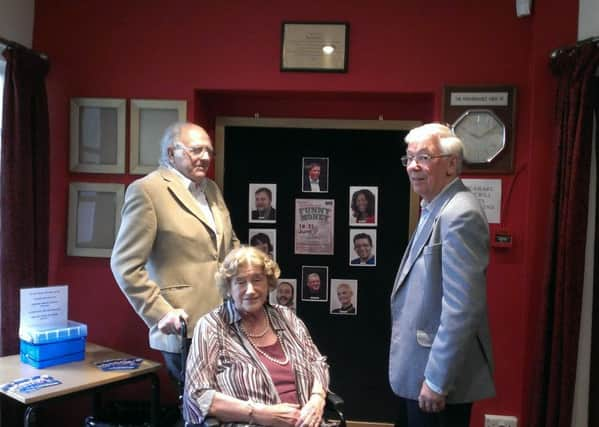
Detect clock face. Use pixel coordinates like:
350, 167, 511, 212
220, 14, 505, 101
452, 109, 506, 164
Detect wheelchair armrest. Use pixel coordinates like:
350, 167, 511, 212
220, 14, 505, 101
325, 391, 346, 427
325, 391, 344, 411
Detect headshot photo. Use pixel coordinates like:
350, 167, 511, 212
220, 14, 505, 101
330, 279, 358, 315
269, 278, 297, 312
349, 186, 378, 226
249, 183, 276, 223
349, 229, 376, 267
248, 228, 276, 260
302, 157, 329, 193
301, 266, 328, 302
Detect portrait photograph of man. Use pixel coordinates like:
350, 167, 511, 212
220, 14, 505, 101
349, 229, 376, 267
269, 278, 297, 312
302, 157, 329, 193
301, 266, 328, 302
330, 279, 358, 316
249, 183, 276, 223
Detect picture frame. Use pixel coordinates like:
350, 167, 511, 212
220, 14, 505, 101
281, 22, 349, 72
129, 99, 187, 175
349, 228, 377, 267
330, 279, 358, 315
269, 278, 297, 312
249, 183, 277, 223
67, 182, 125, 258
248, 228, 277, 260
70, 97, 126, 173
302, 157, 329, 193
301, 265, 329, 302
349, 186, 378, 226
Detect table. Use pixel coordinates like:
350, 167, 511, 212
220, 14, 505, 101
0, 342, 161, 427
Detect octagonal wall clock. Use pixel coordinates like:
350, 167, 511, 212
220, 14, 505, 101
442, 86, 516, 174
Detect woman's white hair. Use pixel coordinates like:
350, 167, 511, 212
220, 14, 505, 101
215, 246, 280, 298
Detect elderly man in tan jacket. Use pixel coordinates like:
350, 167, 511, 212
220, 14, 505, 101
111, 122, 239, 385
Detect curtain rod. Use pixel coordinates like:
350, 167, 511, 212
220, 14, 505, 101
550, 36, 599, 58
0, 35, 48, 60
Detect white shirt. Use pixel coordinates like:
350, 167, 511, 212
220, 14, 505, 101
168, 166, 217, 234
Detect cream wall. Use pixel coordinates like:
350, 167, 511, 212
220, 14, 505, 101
0, 0, 34, 46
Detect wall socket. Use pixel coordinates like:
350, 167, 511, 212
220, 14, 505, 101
484, 414, 518, 427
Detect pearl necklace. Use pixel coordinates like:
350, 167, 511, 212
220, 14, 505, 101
245, 335, 290, 366
239, 309, 270, 338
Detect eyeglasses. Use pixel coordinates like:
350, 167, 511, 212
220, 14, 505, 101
174, 143, 214, 158
400, 153, 452, 167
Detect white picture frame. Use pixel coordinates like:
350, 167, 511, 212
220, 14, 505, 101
349, 228, 377, 267
330, 279, 358, 315
129, 99, 187, 175
349, 186, 378, 226
248, 228, 277, 260
67, 182, 125, 258
70, 97, 126, 173
249, 183, 277, 223
269, 278, 297, 312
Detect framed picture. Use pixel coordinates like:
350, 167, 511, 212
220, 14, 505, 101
67, 182, 125, 258
302, 157, 329, 193
129, 99, 187, 175
330, 279, 358, 315
301, 265, 329, 302
349, 228, 377, 267
249, 183, 277, 223
349, 186, 378, 226
249, 228, 277, 260
281, 22, 349, 72
70, 97, 126, 173
269, 278, 297, 312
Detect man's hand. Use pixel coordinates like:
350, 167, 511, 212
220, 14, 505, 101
418, 381, 446, 413
157, 309, 189, 335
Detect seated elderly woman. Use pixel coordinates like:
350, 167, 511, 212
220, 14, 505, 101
183, 246, 329, 427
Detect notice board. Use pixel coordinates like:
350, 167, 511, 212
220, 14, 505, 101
221, 123, 413, 422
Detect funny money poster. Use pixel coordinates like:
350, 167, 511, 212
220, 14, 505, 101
294, 199, 335, 255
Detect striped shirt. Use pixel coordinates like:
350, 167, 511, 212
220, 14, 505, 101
183, 299, 329, 426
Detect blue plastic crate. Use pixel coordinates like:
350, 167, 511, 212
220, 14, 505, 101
19, 321, 88, 368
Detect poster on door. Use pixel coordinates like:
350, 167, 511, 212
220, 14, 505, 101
294, 198, 335, 255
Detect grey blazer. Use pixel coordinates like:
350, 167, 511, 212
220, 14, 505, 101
389, 179, 495, 403
111, 167, 239, 353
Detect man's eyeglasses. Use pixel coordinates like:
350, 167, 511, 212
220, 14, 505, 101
174, 143, 214, 158
400, 154, 452, 167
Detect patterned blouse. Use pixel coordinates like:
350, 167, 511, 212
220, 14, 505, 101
183, 298, 330, 426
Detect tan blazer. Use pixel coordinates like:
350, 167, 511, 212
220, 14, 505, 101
110, 167, 239, 353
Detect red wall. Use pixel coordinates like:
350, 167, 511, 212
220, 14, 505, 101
32, 1, 579, 426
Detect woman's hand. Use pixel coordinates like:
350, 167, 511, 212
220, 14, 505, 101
295, 394, 325, 427
258, 403, 301, 427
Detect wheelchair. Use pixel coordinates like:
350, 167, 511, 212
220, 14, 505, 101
179, 319, 346, 427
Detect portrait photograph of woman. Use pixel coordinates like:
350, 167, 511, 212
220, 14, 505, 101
349, 186, 378, 226
249, 228, 276, 260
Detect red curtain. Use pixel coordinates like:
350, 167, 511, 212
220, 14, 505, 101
529, 42, 599, 427
0, 47, 50, 356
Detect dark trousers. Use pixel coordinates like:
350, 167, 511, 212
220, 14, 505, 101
395, 397, 472, 427
161, 338, 193, 389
